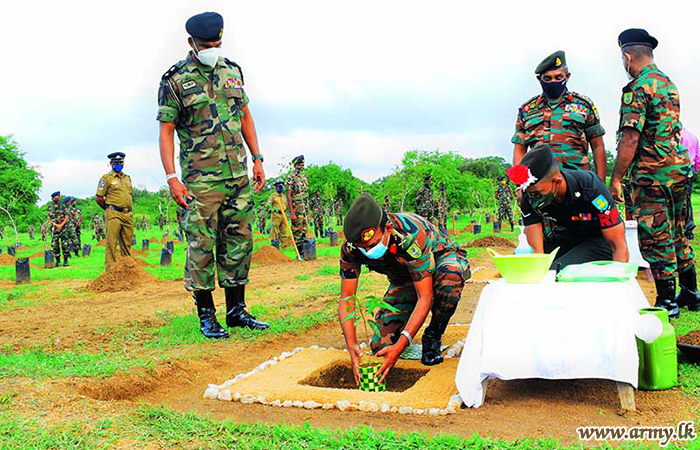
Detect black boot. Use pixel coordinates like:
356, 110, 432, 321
421, 312, 452, 366
270, 239, 280, 250
194, 291, 229, 339
225, 286, 269, 330
655, 278, 680, 319
75, 248, 80, 257
510, 222, 515, 232
676, 267, 700, 311
63, 255, 69, 267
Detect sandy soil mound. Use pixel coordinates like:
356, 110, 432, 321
28, 251, 46, 259
466, 235, 516, 249
86, 257, 158, 293
0, 254, 15, 266
255, 236, 269, 242
251, 245, 293, 266
679, 330, 700, 345
459, 225, 473, 234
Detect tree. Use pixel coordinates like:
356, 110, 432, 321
0, 136, 42, 236
460, 156, 510, 180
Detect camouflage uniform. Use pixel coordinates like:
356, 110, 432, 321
310, 192, 324, 238
157, 52, 253, 290
93, 215, 106, 241
415, 183, 434, 220
335, 199, 343, 225
495, 183, 515, 227
63, 203, 78, 253
382, 196, 391, 212
512, 92, 605, 171
618, 63, 693, 281
72, 204, 83, 251
340, 213, 470, 353
47, 200, 70, 259
176, 207, 186, 236
40, 221, 48, 241
286, 169, 309, 249
27, 225, 35, 240
256, 203, 268, 233
141, 217, 149, 230
437, 190, 448, 231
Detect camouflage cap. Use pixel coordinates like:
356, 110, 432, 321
343, 194, 384, 244
535, 50, 566, 75
186, 12, 224, 42
506, 144, 555, 188
618, 28, 658, 49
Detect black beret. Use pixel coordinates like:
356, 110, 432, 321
273, 180, 284, 186
50, 191, 60, 198
63, 197, 71, 203
618, 28, 658, 50
535, 50, 566, 75
107, 152, 125, 162
507, 144, 555, 188
186, 12, 224, 42
343, 194, 384, 244
292, 155, 305, 165
424, 174, 432, 181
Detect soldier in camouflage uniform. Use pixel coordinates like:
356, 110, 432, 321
141, 216, 149, 231
157, 12, 268, 338
512, 51, 607, 180
610, 29, 698, 318
27, 225, 35, 240
47, 191, 70, 267
415, 174, 434, 221
382, 195, 390, 212
310, 189, 324, 238
62, 197, 79, 256
335, 198, 343, 225
437, 186, 448, 232
93, 213, 106, 242
495, 176, 515, 231
286, 155, 309, 256
255, 201, 268, 234
338, 194, 470, 382
40, 220, 49, 242
71, 198, 82, 255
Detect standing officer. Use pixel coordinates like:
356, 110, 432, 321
512, 51, 607, 180
334, 198, 344, 225
609, 29, 698, 317
92, 213, 106, 242
510, 144, 628, 268
415, 175, 434, 221
286, 155, 309, 257
382, 195, 391, 212
63, 197, 78, 256
338, 194, 470, 384
438, 186, 448, 232
495, 176, 515, 231
157, 11, 269, 339
47, 191, 70, 267
96, 152, 134, 270
310, 189, 324, 238
71, 198, 83, 255
40, 220, 49, 242
267, 181, 290, 248
27, 224, 35, 241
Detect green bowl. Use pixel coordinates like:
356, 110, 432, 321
487, 247, 559, 284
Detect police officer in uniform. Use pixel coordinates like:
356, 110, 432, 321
512, 51, 607, 180
338, 194, 470, 384
157, 12, 268, 339
96, 152, 134, 270
509, 144, 629, 268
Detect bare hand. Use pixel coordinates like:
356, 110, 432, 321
609, 178, 624, 204
376, 342, 404, 383
348, 343, 363, 385
252, 160, 265, 192
168, 178, 192, 208
290, 213, 297, 222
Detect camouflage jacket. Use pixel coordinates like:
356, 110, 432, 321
382, 197, 391, 211
286, 170, 308, 211
73, 207, 83, 227
157, 52, 249, 183
310, 193, 324, 215
512, 91, 605, 171
415, 185, 434, 218
496, 183, 513, 205
617, 64, 691, 187
340, 213, 468, 284
438, 192, 448, 216
47, 201, 67, 225
334, 199, 343, 215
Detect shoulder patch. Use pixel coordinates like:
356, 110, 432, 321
161, 60, 186, 81
224, 58, 244, 85
592, 194, 609, 212
407, 242, 422, 259
98, 179, 105, 189
623, 92, 633, 105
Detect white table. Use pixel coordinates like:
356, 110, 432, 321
455, 272, 649, 409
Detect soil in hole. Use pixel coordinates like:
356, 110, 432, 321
465, 235, 516, 249
299, 361, 429, 392
678, 329, 700, 346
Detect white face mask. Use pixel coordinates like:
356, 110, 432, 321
622, 54, 634, 80
194, 45, 222, 67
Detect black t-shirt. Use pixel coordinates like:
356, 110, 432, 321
521, 170, 622, 241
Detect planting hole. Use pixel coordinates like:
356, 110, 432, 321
299, 360, 429, 392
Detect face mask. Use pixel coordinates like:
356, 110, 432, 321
194, 45, 222, 67
52, 198, 59, 203
540, 79, 567, 99
276, 187, 283, 193
113, 164, 123, 172
359, 230, 389, 259
527, 185, 557, 212
623, 56, 634, 80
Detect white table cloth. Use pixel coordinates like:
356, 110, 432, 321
456, 271, 650, 408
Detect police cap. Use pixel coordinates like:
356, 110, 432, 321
535, 50, 566, 75
186, 12, 224, 42
618, 28, 658, 50
107, 152, 125, 162
291, 155, 305, 165
343, 194, 385, 244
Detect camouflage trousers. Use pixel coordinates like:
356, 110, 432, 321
497, 202, 514, 225
95, 226, 106, 241
290, 204, 308, 246
184, 176, 253, 291
370, 251, 470, 354
417, 205, 433, 222
51, 227, 70, 258
65, 224, 77, 252
75, 227, 82, 250
312, 213, 323, 236
257, 217, 266, 233
628, 182, 695, 281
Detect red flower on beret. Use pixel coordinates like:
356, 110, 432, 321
506, 164, 531, 185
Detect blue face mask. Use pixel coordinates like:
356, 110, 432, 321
276, 187, 283, 193
359, 231, 389, 259
113, 164, 123, 172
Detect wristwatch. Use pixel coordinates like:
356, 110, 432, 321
252, 154, 264, 162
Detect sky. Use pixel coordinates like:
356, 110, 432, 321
2, 0, 699, 201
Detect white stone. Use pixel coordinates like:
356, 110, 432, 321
271, 399, 282, 407
389, 407, 398, 413
336, 400, 351, 411
358, 401, 379, 412
203, 386, 219, 399
292, 400, 304, 408
303, 401, 322, 409
438, 409, 449, 416
427, 408, 440, 416
233, 392, 242, 401
294, 347, 304, 353
256, 396, 267, 404
282, 400, 293, 407
310, 345, 319, 349
358, 342, 367, 349
380, 403, 390, 413
322, 403, 335, 410
279, 351, 293, 360
346, 404, 359, 411
241, 395, 256, 404
414, 409, 425, 415
398, 406, 414, 415
217, 390, 232, 401
446, 405, 456, 414
448, 394, 463, 408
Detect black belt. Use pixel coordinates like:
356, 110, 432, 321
106, 204, 131, 213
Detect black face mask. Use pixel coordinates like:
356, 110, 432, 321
540, 79, 567, 99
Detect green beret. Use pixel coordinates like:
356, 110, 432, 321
343, 194, 384, 244
535, 50, 566, 75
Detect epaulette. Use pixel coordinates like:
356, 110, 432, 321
224, 58, 244, 84
161, 60, 186, 81
569, 91, 595, 108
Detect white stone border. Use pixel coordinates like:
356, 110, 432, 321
203, 345, 463, 415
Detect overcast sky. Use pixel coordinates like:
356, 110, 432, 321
2, 0, 698, 201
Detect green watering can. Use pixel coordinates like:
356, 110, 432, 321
637, 307, 677, 390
